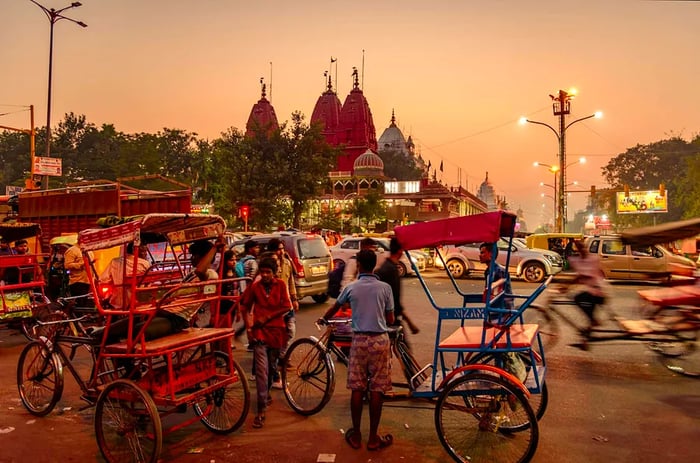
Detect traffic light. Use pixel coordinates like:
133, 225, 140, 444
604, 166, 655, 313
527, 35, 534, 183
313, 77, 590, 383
659, 183, 666, 197
590, 185, 596, 198
239, 204, 250, 219
624, 184, 630, 197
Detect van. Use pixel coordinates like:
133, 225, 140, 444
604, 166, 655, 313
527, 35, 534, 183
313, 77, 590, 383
584, 235, 696, 281
233, 231, 332, 303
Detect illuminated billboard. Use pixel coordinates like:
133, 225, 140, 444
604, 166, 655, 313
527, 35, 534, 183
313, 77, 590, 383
616, 191, 667, 214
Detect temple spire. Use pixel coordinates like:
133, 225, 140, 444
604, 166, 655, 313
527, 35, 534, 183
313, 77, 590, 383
259, 77, 267, 99
391, 109, 396, 126
352, 67, 359, 89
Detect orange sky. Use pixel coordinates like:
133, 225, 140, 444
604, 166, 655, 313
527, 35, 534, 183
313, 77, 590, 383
2, 0, 699, 229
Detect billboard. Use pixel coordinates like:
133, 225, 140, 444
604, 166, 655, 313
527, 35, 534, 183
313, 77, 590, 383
33, 156, 63, 176
616, 191, 667, 214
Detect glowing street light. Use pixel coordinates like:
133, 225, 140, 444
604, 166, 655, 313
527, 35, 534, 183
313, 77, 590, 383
521, 90, 601, 231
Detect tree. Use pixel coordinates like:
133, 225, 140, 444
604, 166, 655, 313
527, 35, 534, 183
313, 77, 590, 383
378, 148, 423, 181
348, 189, 386, 230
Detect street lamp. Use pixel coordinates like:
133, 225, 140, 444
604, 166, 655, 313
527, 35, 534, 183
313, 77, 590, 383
29, 0, 87, 163
533, 161, 559, 229
520, 89, 601, 232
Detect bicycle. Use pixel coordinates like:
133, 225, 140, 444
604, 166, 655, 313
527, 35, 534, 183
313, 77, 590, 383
281, 318, 426, 416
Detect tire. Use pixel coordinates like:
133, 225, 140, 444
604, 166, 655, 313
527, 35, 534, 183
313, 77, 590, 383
17, 341, 64, 417
446, 259, 467, 279
282, 337, 335, 415
312, 294, 329, 303
470, 352, 549, 423
527, 304, 559, 350
95, 379, 162, 463
522, 262, 546, 283
435, 374, 538, 463
397, 262, 407, 278
192, 352, 251, 434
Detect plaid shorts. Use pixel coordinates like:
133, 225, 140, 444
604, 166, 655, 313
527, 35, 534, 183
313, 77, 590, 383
347, 332, 392, 393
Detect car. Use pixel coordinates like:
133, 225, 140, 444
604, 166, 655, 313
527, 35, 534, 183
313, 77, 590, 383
584, 235, 695, 281
231, 231, 333, 303
329, 236, 425, 277
435, 238, 564, 283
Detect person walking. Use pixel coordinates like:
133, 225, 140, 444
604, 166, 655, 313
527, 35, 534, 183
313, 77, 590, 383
241, 257, 292, 429
568, 239, 606, 329
320, 249, 395, 451
375, 237, 419, 338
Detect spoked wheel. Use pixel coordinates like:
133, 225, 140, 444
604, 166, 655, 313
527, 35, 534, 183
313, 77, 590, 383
192, 352, 250, 433
95, 379, 162, 463
435, 374, 538, 463
527, 304, 559, 350
650, 336, 700, 378
17, 341, 64, 416
282, 338, 334, 416
470, 352, 549, 423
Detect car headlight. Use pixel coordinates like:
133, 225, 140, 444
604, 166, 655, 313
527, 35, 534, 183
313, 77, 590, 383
544, 254, 562, 265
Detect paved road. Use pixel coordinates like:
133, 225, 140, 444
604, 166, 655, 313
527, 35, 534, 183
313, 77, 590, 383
0, 271, 698, 462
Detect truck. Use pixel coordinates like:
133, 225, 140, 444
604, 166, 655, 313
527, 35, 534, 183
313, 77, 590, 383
2, 175, 192, 249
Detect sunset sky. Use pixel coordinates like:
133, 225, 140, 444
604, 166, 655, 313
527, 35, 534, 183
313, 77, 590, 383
2, 0, 699, 229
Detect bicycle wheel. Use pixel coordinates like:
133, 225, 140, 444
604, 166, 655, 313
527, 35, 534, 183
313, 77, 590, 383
528, 303, 559, 350
193, 351, 250, 433
95, 379, 162, 463
435, 374, 538, 463
282, 337, 334, 416
470, 352, 549, 423
16, 341, 64, 417
650, 336, 700, 378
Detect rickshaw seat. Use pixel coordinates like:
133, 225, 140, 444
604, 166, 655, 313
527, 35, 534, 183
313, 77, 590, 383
438, 323, 539, 349
105, 327, 233, 354
638, 285, 700, 306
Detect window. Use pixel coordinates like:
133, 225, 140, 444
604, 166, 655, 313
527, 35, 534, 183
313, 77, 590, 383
601, 241, 625, 255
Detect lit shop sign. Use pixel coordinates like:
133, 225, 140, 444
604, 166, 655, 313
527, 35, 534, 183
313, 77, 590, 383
385, 181, 420, 194
616, 191, 667, 214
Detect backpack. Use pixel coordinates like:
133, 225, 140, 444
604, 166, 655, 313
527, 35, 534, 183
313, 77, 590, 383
235, 255, 254, 278
327, 259, 345, 299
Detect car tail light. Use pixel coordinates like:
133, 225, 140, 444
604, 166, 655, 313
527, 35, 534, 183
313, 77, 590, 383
292, 256, 305, 278
98, 283, 113, 301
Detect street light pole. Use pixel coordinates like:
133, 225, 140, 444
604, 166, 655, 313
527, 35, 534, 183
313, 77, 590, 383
29, 1, 87, 162
521, 90, 601, 232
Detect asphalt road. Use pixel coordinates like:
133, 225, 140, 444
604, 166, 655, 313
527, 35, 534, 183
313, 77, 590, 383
0, 271, 698, 463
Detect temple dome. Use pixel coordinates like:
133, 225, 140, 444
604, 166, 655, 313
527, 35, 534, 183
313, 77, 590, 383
353, 149, 384, 176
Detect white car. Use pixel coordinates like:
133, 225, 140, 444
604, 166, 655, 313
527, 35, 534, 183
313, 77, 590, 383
329, 236, 425, 277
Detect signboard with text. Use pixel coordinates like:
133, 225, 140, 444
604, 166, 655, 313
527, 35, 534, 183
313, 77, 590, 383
616, 191, 667, 214
33, 156, 63, 176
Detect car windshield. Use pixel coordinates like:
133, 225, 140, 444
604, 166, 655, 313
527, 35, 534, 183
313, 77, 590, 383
297, 238, 329, 259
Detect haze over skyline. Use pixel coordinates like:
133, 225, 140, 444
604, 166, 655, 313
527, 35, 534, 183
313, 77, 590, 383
2, 0, 699, 229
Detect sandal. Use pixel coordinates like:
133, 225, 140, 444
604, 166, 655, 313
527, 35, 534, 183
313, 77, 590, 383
252, 415, 265, 429
367, 433, 393, 451
344, 427, 362, 450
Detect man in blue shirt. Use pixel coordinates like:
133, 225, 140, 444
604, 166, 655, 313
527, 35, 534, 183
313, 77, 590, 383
321, 249, 395, 451
479, 242, 514, 320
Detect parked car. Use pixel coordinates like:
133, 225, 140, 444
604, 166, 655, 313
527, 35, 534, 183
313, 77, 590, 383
230, 231, 332, 303
584, 235, 695, 281
435, 238, 564, 283
329, 236, 425, 277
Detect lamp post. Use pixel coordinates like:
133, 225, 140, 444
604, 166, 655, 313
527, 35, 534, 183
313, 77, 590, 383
520, 89, 601, 232
29, 0, 87, 163
533, 162, 559, 230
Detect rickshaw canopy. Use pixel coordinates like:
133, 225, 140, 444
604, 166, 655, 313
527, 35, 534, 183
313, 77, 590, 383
394, 211, 518, 250
0, 222, 42, 242
78, 213, 226, 251
620, 217, 700, 247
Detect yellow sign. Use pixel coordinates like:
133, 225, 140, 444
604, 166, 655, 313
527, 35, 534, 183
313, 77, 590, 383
0, 291, 32, 320
616, 191, 667, 214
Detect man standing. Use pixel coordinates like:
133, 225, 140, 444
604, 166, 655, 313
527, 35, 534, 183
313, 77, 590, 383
375, 237, 419, 336
340, 237, 378, 290
478, 242, 514, 320
99, 243, 150, 310
63, 243, 92, 299
321, 250, 395, 451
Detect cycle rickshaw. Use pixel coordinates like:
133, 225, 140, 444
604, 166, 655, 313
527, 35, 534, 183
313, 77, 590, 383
0, 222, 52, 339
16, 213, 250, 463
534, 217, 700, 377
283, 211, 548, 463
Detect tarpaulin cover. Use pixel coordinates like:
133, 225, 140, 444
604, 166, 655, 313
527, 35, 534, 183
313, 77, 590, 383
394, 211, 517, 250
620, 217, 700, 247
78, 213, 226, 251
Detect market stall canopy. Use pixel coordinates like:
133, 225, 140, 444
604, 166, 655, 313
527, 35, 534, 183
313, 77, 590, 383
394, 211, 517, 250
620, 217, 700, 247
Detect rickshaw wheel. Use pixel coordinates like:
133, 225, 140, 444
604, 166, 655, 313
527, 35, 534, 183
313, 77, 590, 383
435, 373, 538, 463
17, 341, 64, 417
95, 379, 162, 463
282, 338, 335, 416
192, 351, 251, 434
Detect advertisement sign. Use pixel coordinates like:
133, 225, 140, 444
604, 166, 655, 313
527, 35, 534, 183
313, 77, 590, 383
33, 156, 63, 176
616, 191, 667, 214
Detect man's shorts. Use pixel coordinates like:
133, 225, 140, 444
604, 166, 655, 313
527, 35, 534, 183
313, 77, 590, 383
347, 332, 392, 393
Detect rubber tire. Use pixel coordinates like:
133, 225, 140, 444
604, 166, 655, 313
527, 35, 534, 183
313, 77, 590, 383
17, 341, 64, 417
193, 352, 251, 434
282, 337, 335, 416
446, 259, 467, 279
94, 379, 162, 463
522, 262, 546, 283
397, 262, 407, 278
312, 294, 329, 303
435, 373, 538, 463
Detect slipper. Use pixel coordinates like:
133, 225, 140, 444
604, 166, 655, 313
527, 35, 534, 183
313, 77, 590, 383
252, 415, 265, 428
344, 427, 362, 450
367, 433, 393, 451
